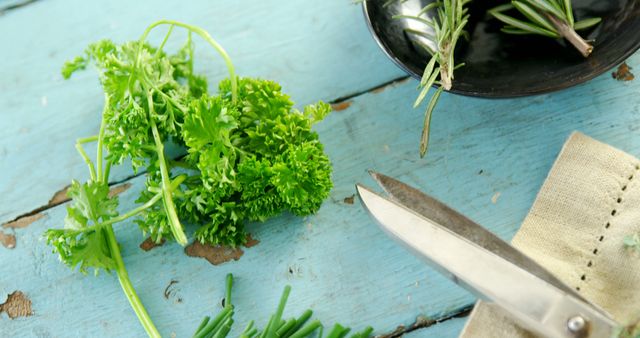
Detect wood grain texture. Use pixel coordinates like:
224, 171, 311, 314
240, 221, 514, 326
0, 0, 36, 12
2, 49, 640, 337
0, 173, 473, 337
3, 0, 640, 337
0, 0, 404, 224
404, 317, 468, 338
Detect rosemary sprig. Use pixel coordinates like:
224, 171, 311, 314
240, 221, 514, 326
489, 1, 601, 57
393, 0, 470, 157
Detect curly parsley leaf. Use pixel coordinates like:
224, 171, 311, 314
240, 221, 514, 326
271, 142, 332, 216
175, 77, 333, 247
45, 180, 118, 274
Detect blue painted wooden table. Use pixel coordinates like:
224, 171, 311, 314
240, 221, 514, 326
1, 0, 640, 337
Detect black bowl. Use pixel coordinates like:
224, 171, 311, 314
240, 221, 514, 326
363, 0, 640, 98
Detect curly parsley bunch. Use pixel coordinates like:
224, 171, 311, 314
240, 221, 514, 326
140, 77, 333, 246
45, 20, 332, 337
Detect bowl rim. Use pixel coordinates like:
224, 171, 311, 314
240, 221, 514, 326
361, 0, 640, 98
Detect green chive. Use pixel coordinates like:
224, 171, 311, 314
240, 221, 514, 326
282, 310, 313, 338
224, 273, 233, 309
194, 307, 233, 338
276, 318, 297, 337
288, 321, 322, 338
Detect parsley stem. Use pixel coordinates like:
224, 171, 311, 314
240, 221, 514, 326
75, 141, 97, 181
139, 20, 238, 104
104, 161, 112, 183
64, 192, 163, 235
93, 176, 185, 337
147, 92, 188, 246
187, 31, 194, 74
97, 95, 109, 183
155, 24, 174, 58
103, 192, 162, 226
104, 225, 161, 338
77, 135, 99, 144
84, 175, 187, 233
169, 159, 192, 169
140, 73, 188, 114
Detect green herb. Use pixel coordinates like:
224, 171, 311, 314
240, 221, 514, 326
47, 20, 332, 337
489, 0, 601, 57
174, 78, 332, 246
624, 233, 640, 252
192, 274, 374, 338
617, 319, 640, 338
392, 0, 470, 157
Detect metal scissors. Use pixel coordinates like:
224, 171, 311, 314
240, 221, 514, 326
356, 171, 619, 338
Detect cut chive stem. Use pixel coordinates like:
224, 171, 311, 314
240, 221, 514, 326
241, 320, 255, 335
356, 326, 374, 338
212, 318, 233, 338
194, 307, 232, 338
225, 273, 234, 309
276, 318, 297, 337
288, 320, 322, 338
265, 285, 291, 337
194, 316, 211, 336
338, 328, 351, 338
326, 324, 346, 338
246, 328, 259, 338
280, 310, 313, 338
210, 310, 234, 336
191, 274, 372, 338
282, 309, 313, 338
260, 315, 275, 338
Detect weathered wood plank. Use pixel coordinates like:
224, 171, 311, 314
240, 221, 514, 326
0, 0, 36, 12
0, 0, 404, 224
404, 317, 468, 338
2, 51, 640, 337
0, 175, 474, 337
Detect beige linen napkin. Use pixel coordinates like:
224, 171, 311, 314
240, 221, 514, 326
460, 132, 640, 338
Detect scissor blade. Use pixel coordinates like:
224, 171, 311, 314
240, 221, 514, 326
356, 183, 618, 338
368, 171, 586, 302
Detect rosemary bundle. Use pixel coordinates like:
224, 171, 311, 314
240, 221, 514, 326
489, 0, 601, 57
383, 0, 604, 157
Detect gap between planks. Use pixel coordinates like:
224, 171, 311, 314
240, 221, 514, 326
2, 170, 142, 228
0, 0, 40, 15
379, 304, 473, 338
329, 75, 410, 105
0, 69, 469, 335
4, 74, 412, 226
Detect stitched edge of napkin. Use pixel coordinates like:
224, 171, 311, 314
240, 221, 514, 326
460, 132, 640, 337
